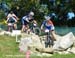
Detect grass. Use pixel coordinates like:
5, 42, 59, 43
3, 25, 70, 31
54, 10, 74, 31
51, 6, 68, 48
0, 35, 24, 58
0, 35, 75, 58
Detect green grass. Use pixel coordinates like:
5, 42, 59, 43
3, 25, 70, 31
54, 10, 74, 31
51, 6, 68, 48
0, 35, 24, 58
0, 35, 75, 58
51, 54, 75, 58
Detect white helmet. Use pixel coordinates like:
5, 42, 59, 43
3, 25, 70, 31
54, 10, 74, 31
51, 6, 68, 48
44, 16, 51, 20
29, 11, 34, 16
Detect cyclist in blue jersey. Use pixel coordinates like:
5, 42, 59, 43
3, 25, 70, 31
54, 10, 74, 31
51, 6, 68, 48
21, 11, 34, 32
41, 16, 56, 47
41, 16, 55, 32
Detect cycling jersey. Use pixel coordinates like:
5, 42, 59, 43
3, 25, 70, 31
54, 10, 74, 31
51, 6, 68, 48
42, 20, 54, 31
7, 13, 17, 23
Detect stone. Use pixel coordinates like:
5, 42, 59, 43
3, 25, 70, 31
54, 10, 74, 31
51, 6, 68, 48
0, 31, 5, 35
53, 32, 75, 50
11, 30, 21, 36
70, 47, 75, 54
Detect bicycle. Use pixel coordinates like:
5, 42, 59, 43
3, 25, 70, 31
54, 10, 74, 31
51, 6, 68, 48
29, 22, 41, 35
44, 29, 54, 48
8, 23, 15, 32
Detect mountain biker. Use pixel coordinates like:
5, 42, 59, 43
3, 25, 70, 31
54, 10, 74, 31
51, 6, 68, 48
21, 11, 34, 32
41, 16, 56, 47
41, 16, 55, 32
7, 11, 18, 31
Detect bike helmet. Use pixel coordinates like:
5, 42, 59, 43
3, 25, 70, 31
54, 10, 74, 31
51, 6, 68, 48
29, 11, 34, 16
44, 16, 51, 20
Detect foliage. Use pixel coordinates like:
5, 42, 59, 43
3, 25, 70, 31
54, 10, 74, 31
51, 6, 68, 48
0, 10, 5, 21
0, 0, 75, 26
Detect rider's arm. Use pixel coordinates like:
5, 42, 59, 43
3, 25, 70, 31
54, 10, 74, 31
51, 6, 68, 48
25, 18, 29, 22
23, 16, 29, 23
41, 24, 44, 30
12, 17, 17, 23
41, 21, 45, 30
7, 14, 11, 22
13, 14, 19, 20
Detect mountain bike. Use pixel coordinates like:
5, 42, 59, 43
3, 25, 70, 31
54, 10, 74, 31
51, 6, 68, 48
44, 29, 54, 48
8, 23, 14, 32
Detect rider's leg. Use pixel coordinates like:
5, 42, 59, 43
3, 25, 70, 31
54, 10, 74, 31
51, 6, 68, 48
8, 26, 10, 31
8, 23, 13, 32
21, 25, 25, 32
25, 25, 30, 33
50, 30, 56, 41
14, 23, 17, 30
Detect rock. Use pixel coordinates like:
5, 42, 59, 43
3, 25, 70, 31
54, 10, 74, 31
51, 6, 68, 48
11, 30, 21, 36
40, 36, 46, 48
31, 34, 43, 48
40, 36, 46, 41
36, 47, 53, 53
66, 48, 71, 52
19, 33, 54, 53
62, 51, 70, 54
21, 33, 31, 38
43, 48, 54, 53
70, 47, 75, 54
54, 51, 70, 54
4, 31, 11, 35
53, 32, 75, 50
60, 32, 74, 49
19, 37, 33, 52
42, 53, 53, 56
28, 44, 36, 52
0, 31, 5, 35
